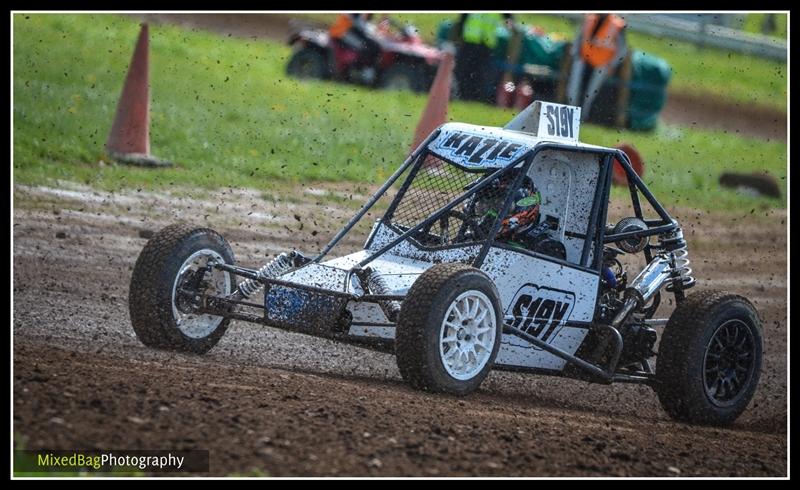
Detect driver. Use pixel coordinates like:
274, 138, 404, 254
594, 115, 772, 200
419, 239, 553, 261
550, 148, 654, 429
469, 169, 566, 260
329, 13, 383, 68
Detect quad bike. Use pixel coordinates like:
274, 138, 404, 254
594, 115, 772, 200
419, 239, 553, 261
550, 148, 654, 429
286, 19, 443, 93
130, 100, 762, 426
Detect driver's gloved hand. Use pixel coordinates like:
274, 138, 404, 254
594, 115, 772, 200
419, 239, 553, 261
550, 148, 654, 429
525, 221, 553, 237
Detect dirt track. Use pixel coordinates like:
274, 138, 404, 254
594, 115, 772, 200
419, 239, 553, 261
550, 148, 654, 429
13, 182, 787, 476
135, 13, 786, 142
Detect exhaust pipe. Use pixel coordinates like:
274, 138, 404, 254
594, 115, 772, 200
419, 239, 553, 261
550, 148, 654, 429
611, 255, 673, 328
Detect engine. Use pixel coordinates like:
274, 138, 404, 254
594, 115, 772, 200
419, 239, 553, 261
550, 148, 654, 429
597, 246, 627, 323
595, 220, 696, 369
597, 246, 660, 368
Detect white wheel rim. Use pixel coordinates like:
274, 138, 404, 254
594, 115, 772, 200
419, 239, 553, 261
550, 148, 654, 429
171, 249, 231, 339
439, 290, 497, 380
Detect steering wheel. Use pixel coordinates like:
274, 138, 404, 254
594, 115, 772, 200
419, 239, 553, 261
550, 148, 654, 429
416, 209, 486, 246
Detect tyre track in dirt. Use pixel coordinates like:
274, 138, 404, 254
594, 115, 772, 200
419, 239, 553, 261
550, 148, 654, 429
13, 183, 787, 476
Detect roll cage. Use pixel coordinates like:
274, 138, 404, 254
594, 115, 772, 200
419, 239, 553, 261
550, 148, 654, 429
313, 128, 679, 274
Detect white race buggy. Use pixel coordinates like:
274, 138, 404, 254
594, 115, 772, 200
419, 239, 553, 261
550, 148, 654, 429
130, 101, 762, 426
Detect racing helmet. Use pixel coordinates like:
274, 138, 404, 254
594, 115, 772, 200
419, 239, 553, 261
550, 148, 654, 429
473, 170, 536, 214
472, 169, 540, 237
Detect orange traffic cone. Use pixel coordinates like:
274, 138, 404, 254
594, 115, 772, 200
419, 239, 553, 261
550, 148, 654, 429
409, 47, 455, 154
612, 143, 645, 186
106, 23, 171, 167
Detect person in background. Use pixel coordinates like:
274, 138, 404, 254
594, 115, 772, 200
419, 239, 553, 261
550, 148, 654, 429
566, 13, 628, 120
761, 13, 777, 35
452, 13, 509, 103
329, 13, 383, 79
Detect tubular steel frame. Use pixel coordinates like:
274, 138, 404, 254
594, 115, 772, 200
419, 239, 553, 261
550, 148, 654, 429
189, 140, 676, 386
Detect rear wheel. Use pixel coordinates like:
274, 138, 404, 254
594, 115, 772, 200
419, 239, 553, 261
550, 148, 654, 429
655, 289, 763, 425
395, 263, 502, 395
129, 223, 236, 354
379, 62, 427, 92
286, 47, 330, 80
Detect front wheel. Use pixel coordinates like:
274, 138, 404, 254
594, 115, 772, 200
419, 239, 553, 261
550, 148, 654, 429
395, 263, 502, 395
286, 46, 330, 80
129, 223, 236, 354
655, 289, 763, 425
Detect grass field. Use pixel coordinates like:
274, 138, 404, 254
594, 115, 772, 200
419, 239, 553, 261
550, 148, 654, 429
13, 14, 786, 212
740, 13, 788, 38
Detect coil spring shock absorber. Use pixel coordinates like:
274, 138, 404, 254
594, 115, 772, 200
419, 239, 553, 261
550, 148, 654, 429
234, 251, 298, 299
660, 228, 696, 293
358, 268, 401, 322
